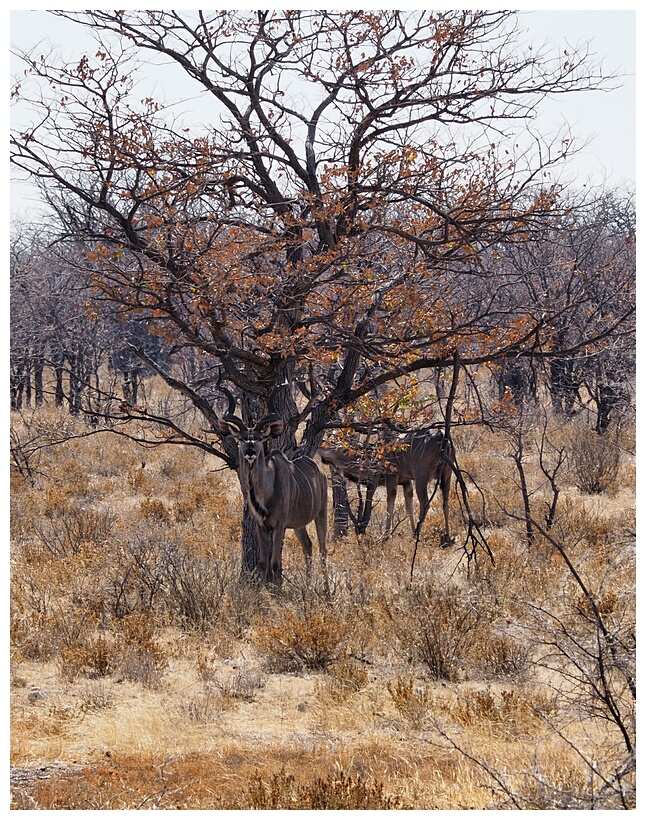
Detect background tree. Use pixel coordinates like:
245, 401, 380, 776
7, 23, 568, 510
11, 10, 632, 576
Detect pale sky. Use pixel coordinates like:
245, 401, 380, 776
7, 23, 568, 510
8, 7, 637, 219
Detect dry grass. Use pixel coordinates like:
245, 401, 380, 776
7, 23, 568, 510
10, 402, 636, 809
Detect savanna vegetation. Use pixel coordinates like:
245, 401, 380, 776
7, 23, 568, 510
10, 389, 635, 809
10, 10, 635, 809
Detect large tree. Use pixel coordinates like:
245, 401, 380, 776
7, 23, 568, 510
11, 10, 631, 575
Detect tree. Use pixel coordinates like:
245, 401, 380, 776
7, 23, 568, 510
492, 190, 635, 424
11, 10, 630, 578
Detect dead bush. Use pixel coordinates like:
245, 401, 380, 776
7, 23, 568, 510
570, 428, 620, 494
444, 686, 555, 739
324, 658, 369, 700
58, 634, 115, 681
244, 767, 408, 810
139, 498, 172, 525
388, 581, 502, 682
164, 546, 236, 628
386, 675, 432, 728
30, 502, 114, 559
114, 612, 167, 688
478, 633, 531, 681
252, 606, 349, 673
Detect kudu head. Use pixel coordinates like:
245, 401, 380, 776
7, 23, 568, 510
215, 381, 284, 466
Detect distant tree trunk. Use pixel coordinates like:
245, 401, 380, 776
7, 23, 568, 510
33, 351, 44, 406
355, 477, 378, 535
10, 359, 25, 410
24, 358, 32, 408
52, 349, 65, 406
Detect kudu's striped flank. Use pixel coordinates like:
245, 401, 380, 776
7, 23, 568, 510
318, 429, 453, 544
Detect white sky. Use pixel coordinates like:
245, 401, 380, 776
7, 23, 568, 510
7, 7, 638, 219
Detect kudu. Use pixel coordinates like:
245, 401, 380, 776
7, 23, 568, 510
215, 383, 328, 585
318, 429, 453, 544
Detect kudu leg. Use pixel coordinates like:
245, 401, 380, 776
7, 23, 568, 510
293, 526, 313, 579
269, 524, 286, 585
402, 481, 415, 534
314, 508, 328, 569
414, 480, 430, 540
440, 465, 452, 548
256, 526, 273, 583
385, 474, 399, 536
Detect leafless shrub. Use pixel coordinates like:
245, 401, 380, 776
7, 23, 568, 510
386, 675, 432, 728
570, 427, 620, 494
181, 685, 223, 723
213, 666, 267, 702
478, 634, 531, 681
31, 502, 114, 559
163, 546, 236, 628
58, 634, 115, 681
388, 581, 497, 682
252, 605, 349, 673
323, 658, 369, 701
79, 680, 117, 712
114, 613, 167, 688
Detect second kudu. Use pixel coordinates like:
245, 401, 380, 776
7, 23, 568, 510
318, 429, 454, 544
215, 383, 328, 585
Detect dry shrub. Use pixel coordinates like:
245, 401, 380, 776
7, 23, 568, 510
168, 478, 225, 523
386, 675, 432, 728
59, 633, 115, 681
252, 605, 349, 673
548, 498, 618, 560
389, 581, 500, 682
570, 427, 621, 494
180, 685, 224, 723
164, 543, 237, 627
113, 612, 167, 688
139, 497, 172, 524
78, 680, 116, 712
443, 686, 555, 739
471, 531, 569, 619
11, 755, 408, 811
244, 767, 408, 810
215, 666, 267, 701
30, 501, 114, 559
324, 658, 369, 700
11, 754, 189, 810
478, 633, 531, 681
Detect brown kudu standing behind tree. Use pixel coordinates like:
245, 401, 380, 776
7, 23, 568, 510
215, 383, 328, 586
318, 429, 454, 545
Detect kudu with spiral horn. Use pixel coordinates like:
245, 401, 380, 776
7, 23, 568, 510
215, 381, 328, 585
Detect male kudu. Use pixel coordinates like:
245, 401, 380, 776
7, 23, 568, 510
318, 429, 454, 544
215, 383, 328, 585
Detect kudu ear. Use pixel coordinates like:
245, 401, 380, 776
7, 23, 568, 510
257, 418, 284, 439
216, 417, 243, 440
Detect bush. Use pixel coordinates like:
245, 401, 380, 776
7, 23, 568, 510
244, 768, 407, 810
389, 581, 504, 682
570, 428, 620, 494
252, 606, 349, 673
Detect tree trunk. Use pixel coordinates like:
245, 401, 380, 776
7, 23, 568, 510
33, 352, 44, 406
240, 503, 261, 580
330, 466, 350, 538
